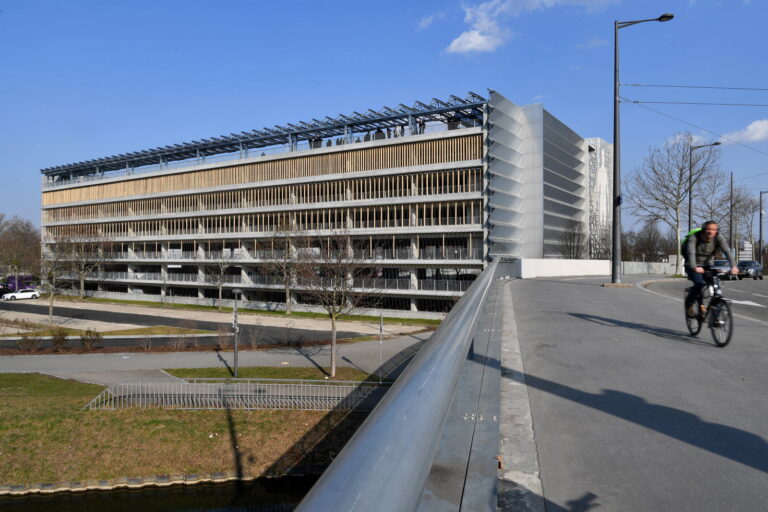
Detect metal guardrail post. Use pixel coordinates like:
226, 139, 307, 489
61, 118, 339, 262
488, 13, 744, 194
296, 259, 499, 512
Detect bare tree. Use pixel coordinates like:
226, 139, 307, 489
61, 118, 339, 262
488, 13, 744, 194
0, 216, 41, 289
264, 220, 296, 314
40, 237, 67, 325
627, 132, 720, 273
203, 242, 236, 310
559, 220, 587, 259
58, 237, 105, 298
295, 232, 376, 378
633, 220, 665, 262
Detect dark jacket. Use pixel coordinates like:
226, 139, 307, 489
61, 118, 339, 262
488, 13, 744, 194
684, 232, 735, 268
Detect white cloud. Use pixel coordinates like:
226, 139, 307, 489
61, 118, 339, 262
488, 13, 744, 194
446, 0, 619, 54
722, 119, 768, 144
418, 11, 447, 30
577, 36, 609, 49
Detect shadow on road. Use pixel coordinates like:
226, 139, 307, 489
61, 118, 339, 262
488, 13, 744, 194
568, 312, 716, 348
498, 479, 599, 512
501, 364, 768, 474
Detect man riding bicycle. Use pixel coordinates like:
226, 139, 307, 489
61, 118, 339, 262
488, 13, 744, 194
683, 221, 738, 318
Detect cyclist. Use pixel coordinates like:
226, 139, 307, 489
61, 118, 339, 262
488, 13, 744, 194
683, 220, 738, 317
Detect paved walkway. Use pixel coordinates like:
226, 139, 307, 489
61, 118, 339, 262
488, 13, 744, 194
0, 333, 429, 385
500, 275, 767, 511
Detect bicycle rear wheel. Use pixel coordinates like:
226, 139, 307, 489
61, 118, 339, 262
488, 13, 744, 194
709, 299, 733, 347
684, 289, 702, 336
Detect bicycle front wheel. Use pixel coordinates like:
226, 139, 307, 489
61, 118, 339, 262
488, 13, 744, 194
709, 299, 733, 347
684, 289, 702, 336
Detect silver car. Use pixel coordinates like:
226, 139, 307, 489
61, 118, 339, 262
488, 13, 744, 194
711, 260, 735, 280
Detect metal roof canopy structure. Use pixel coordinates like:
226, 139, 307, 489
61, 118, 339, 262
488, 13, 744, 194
41, 92, 487, 179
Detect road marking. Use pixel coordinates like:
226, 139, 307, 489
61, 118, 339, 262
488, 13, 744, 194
753, 293, 768, 298
728, 300, 766, 308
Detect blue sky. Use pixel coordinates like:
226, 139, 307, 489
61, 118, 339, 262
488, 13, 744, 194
1, 0, 766, 230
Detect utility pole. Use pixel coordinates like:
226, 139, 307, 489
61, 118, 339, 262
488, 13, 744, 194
760, 191, 767, 264
729, 172, 734, 251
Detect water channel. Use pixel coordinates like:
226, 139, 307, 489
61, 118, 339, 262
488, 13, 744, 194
0, 476, 317, 512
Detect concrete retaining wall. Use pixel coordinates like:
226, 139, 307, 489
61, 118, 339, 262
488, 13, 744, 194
511, 259, 675, 278
512, 259, 610, 279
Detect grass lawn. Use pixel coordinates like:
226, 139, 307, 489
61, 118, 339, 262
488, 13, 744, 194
0, 373, 362, 486
164, 366, 377, 381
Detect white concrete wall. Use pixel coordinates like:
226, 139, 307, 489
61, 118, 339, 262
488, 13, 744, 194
510, 259, 676, 278
512, 259, 610, 278
621, 261, 676, 275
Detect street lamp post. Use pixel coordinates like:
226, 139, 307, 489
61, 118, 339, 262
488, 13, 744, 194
612, 13, 674, 284
760, 191, 768, 263
688, 141, 721, 233
232, 288, 242, 378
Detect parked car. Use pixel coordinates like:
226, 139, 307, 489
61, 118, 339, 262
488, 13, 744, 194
737, 260, 764, 280
2, 288, 40, 301
710, 260, 736, 280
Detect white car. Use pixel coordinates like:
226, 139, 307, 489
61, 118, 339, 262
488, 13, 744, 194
2, 288, 40, 301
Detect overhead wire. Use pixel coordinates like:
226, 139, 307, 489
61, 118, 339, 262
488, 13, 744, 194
620, 97, 768, 159
622, 84, 768, 92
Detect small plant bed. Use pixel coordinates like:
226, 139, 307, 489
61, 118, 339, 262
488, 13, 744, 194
53, 295, 442, 326
164, 366, 380, 381
0, 373, 366, 487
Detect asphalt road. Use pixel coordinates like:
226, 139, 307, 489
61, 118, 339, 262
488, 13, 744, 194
646, 276, 768, 325
0, 301, 364, 346
508, 275, 767, 511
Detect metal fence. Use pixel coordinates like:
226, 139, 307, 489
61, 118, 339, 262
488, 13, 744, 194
85, 378, 390, 412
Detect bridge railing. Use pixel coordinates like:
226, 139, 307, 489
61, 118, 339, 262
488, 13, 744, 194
296, 259, 499, 512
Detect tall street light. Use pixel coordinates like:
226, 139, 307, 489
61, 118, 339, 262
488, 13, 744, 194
612, 13, 674, 284
760, 190, 768, 263
232, 288, 242, 378
688, 141, 721, 232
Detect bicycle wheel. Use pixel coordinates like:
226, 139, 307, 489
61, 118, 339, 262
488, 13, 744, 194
709, 299, 733, 347
684, 289, 702, 336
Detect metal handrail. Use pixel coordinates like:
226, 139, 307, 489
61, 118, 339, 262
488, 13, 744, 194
296, 258, 498, 512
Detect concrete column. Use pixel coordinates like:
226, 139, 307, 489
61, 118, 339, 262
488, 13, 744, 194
161, 243, 168, 260
411, 237, 418, 260
410, 268, 418, 290
410, 298, 418, 311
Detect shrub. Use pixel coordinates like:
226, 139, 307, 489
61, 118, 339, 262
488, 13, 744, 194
18, 333, 41, 353
169, 336, 187, 351
79, 329, 102, 351
139, 336, 152, 351
217, 325, 231, 350
247, 320, 262, 349
50, 327, 69, 352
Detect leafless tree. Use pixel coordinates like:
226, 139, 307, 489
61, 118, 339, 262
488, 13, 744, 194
264, 220, 296, 314
627, 132, 720, 273
0, 215, 41, 289
559, 220, 587, 259
633, 220, 665, 262
58, 236, 105, 298
203, 242, 236, 310
40, 236, 67, 325
295, 232, 377, 378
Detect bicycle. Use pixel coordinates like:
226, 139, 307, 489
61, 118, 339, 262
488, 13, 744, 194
684, 269, 733, 347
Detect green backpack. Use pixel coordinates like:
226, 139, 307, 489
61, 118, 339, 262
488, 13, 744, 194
680, 228, 702, 255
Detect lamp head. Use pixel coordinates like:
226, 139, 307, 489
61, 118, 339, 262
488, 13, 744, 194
658, 13, 674, 22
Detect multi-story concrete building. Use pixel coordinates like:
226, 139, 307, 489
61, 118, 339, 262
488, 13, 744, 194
40, 91, 611, 316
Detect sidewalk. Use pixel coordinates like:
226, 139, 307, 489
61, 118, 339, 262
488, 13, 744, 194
499, 275, 768, 511
0, 333, 429, 386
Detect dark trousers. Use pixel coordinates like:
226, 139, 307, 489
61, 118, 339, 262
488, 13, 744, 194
685, 267, 707, 308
